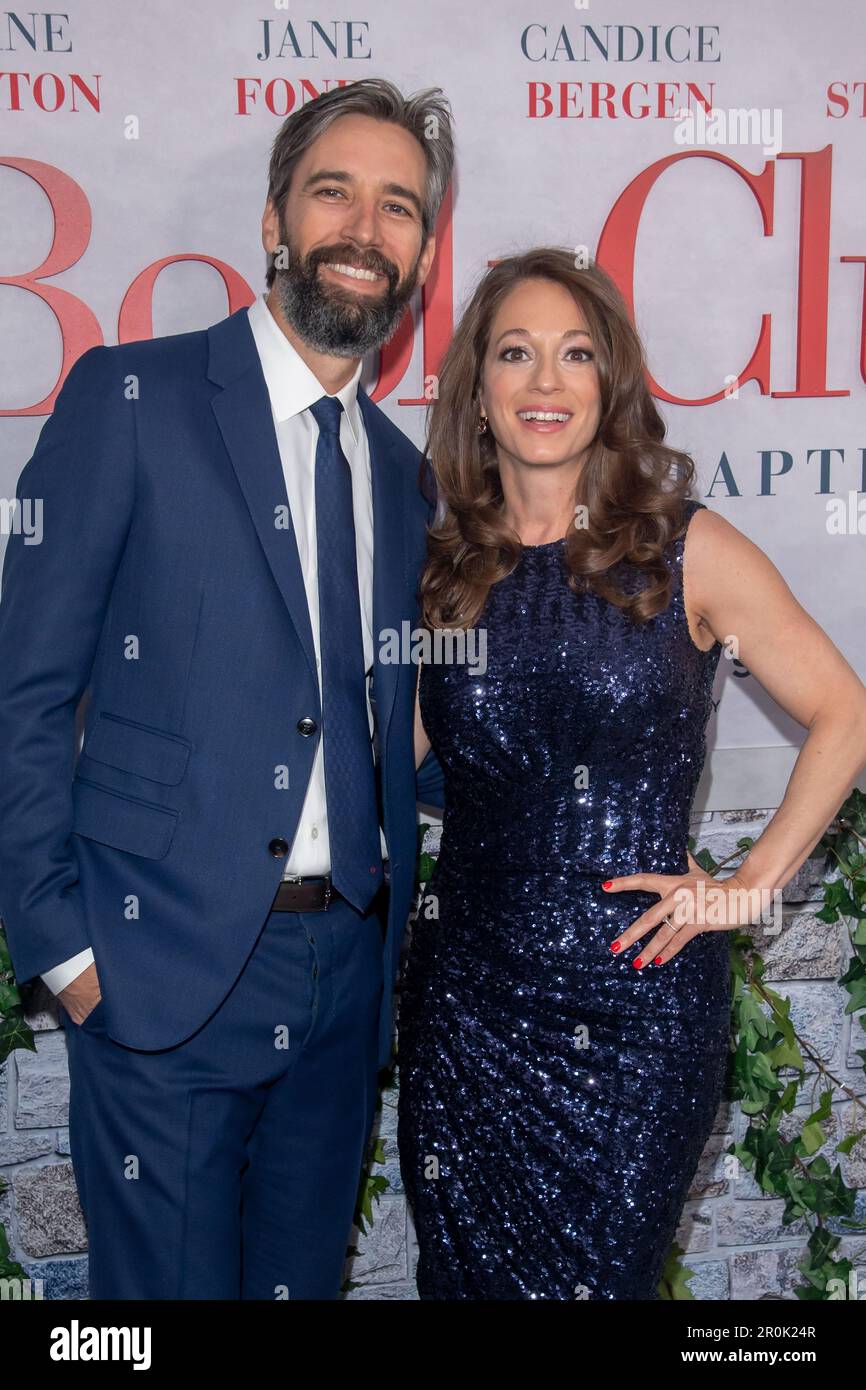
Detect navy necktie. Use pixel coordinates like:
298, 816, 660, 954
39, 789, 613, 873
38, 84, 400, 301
309, 394, 383, 913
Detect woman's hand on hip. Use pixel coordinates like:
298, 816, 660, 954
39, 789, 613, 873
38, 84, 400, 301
604, 850, 764, 968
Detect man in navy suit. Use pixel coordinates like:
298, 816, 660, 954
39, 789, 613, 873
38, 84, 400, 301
0, 78, 449, 1299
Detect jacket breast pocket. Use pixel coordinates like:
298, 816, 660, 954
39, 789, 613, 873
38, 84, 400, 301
71, 777, 179, 860
79, 711, 192, 785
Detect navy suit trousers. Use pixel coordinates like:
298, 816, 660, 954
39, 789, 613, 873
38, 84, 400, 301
59, 893, 384, 1299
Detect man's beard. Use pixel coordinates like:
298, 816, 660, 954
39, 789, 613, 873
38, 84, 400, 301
273, 227, 420, 358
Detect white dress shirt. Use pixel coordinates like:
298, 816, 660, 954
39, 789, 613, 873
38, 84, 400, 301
41, 292, 385, 996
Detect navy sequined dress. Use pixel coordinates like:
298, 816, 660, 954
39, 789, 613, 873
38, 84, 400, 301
397, 499, 731, 1300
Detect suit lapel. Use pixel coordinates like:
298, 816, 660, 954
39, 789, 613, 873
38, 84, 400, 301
358, 384, 410, 752
209, 311, 320, 692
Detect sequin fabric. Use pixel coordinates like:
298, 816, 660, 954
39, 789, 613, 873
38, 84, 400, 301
397, 499, 732, 1300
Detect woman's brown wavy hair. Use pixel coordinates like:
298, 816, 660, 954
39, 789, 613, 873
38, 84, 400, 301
419, 247, 698, 630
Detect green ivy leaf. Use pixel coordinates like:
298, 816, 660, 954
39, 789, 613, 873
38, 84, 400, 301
835, 1129, 866, 1156
657, 1242, 695, 1300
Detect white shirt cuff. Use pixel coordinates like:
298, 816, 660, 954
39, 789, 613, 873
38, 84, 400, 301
41, 947, 95, 996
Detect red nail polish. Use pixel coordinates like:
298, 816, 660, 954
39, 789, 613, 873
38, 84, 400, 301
653, 956, 663, 966
602, 880, 613, 889
633, 958, 643, 969
610, 940, 621, 953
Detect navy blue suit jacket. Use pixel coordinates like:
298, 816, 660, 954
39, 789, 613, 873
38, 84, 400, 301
0, 307, 444, 1068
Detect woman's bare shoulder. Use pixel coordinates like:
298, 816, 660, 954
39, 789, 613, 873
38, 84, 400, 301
685, 504, 777, 577
684, 503, 801, 630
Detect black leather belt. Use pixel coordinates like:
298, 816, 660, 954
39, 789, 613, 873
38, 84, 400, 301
271, 875, 337, 912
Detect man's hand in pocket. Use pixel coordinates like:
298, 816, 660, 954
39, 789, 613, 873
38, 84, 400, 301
57, 962, 102, 1025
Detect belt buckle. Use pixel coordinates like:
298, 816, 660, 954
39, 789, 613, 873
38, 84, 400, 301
322, 876, 332, 910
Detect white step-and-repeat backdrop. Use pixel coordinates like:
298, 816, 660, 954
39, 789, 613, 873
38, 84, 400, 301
1, 0, 864, 810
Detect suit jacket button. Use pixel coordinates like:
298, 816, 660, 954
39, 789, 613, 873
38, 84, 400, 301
297, 717, 317, 736
268, 838, 289, 857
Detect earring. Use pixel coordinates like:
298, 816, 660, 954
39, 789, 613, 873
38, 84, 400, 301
477, 414, 488, 435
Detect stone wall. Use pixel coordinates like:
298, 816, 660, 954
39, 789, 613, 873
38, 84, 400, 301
2, 808, 864, 1300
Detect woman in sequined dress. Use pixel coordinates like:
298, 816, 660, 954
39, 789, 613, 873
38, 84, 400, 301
397, 249, 866, 1300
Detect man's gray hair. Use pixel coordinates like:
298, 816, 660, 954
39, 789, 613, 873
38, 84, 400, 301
265, 78, 454, 286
